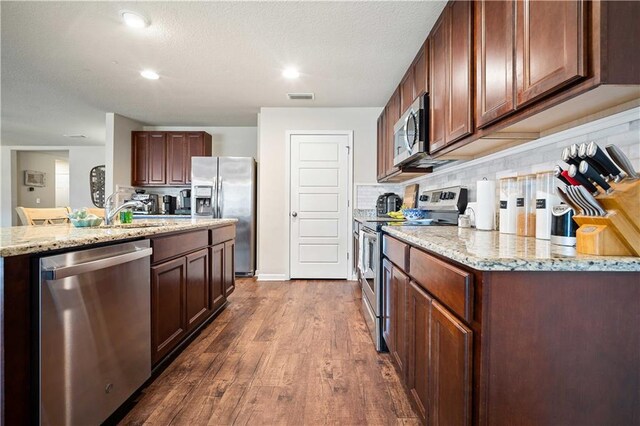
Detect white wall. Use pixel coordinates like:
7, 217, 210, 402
256, 107, 382, 279
143, 126, 258, 159
105, 113, 145, 194
1, 145, 105, 226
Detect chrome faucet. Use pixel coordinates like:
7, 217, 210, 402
104, 192, 143, 225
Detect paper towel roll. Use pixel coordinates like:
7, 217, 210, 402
476, 179, 496, 231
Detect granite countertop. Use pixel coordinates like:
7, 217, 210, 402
132, 214, 192, 219
0, 218, 237, 257
383, 226, 640, 272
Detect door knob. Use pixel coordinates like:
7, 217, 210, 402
291, 212, 298, 217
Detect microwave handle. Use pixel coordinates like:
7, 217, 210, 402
404, 110, 414, 154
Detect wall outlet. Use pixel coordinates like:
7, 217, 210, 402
36, 198, 41, 204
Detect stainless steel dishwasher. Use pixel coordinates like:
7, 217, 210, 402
39, 240, 152, 425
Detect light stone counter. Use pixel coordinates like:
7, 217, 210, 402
382, 226, 640, 272
0, 218, 237, 257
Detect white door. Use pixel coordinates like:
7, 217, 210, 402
290, 133, 350, 279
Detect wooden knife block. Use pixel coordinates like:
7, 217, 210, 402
573, 180, 640, 256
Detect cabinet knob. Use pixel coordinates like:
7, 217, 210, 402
291, 212, 298, 217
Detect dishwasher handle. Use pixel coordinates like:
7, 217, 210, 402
42, 247, 153, 280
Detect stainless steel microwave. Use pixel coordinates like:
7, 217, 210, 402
393, 94, 428, 167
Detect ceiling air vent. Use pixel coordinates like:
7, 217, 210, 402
287, 93, 314, 100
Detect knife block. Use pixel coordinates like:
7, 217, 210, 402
573, 180, 640, 256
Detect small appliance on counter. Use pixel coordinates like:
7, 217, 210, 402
163, 195, 177, 215
376, 193, 402, 216
129, 191, 159, 214
175, 189, 191, 215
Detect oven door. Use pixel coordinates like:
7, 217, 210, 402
359, 228, 379, 316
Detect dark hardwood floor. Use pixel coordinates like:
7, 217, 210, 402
120, 278, 419, 425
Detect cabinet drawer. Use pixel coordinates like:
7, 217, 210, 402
409, 247, 473, 322
210, 225, 235, 246
383, 235, 409, 271
151, 230, 209, 264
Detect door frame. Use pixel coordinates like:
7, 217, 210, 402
285, 130, 354, 281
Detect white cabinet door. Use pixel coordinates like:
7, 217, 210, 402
290, 133, 349, 279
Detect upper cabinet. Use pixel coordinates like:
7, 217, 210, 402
515, 0, 586, 107
475, 0, 516, 128
430, 0, 474, 154
413, 43, 428, 100
132, 131, 212, 187
132, 132, 167, 186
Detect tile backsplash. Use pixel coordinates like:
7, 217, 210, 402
355, 184, 403, 209
409, 108, 640, 204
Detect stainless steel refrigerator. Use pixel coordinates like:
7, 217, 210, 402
191, 157, 256, 276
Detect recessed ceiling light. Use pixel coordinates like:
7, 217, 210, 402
140, 69, 160, 80
121, 10, 149, 28
282, 67, 300, 79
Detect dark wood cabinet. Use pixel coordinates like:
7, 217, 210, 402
151, 256, 187, 364
475, 0, 516, 128
224, 240, 235, 296
185, 132, 210, 184
376, 112, 386, 181
428, 300, 472, 426
148, 132, 167, 185
167, 132, 188, 185
382, 258, 393, 352
413, 43, 428, 99
390, 262, 409, 377
382, 88, 401, 179
430, 0, 473, 153
185, 248, 211, 331
401, 67, 415, 114
150, 225, 235, 366
515, 0, 586, 107
406, 280, 433, 423
429, 12, 447, 153
210, 243, 226, 312
132, 131, 211, 187
132, 132, 150, 186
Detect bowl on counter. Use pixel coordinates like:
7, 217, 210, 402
69, 217, 103, 228
401, 208, 428, 221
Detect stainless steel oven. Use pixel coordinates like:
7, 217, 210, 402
359, 225, 384, 351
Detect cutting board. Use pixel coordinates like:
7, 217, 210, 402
403, 184, 419, 208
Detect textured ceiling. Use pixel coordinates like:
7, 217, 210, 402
1, 1, 446, 146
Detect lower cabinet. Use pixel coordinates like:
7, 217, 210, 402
150, 226, 235, 366
429, 300, 472, 426
383, 239, 473, 426
185, 248, 211, 331
210, 243, 226, 312
151, 257, 187, 365
406, 280, 433, 422
224, 240, 235, 296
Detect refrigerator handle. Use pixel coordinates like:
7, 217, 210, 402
217, 177, 223, 218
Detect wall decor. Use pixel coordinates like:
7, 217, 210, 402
24, 170, 46, 187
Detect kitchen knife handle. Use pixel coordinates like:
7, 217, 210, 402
568, 164, 599, 194
587, 141, 623, 179
554, 165, 572, 186
579, 161, 612, 193
578, 143, 612, 179
561, 170, 581, 186
606, 144, 639, 179
562, 147, 580, 166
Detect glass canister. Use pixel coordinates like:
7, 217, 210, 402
499, 177, 517, 234
535, 171, 560, 240
516, 174, 536, 237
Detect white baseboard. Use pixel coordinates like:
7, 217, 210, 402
256, 273, 289, 281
